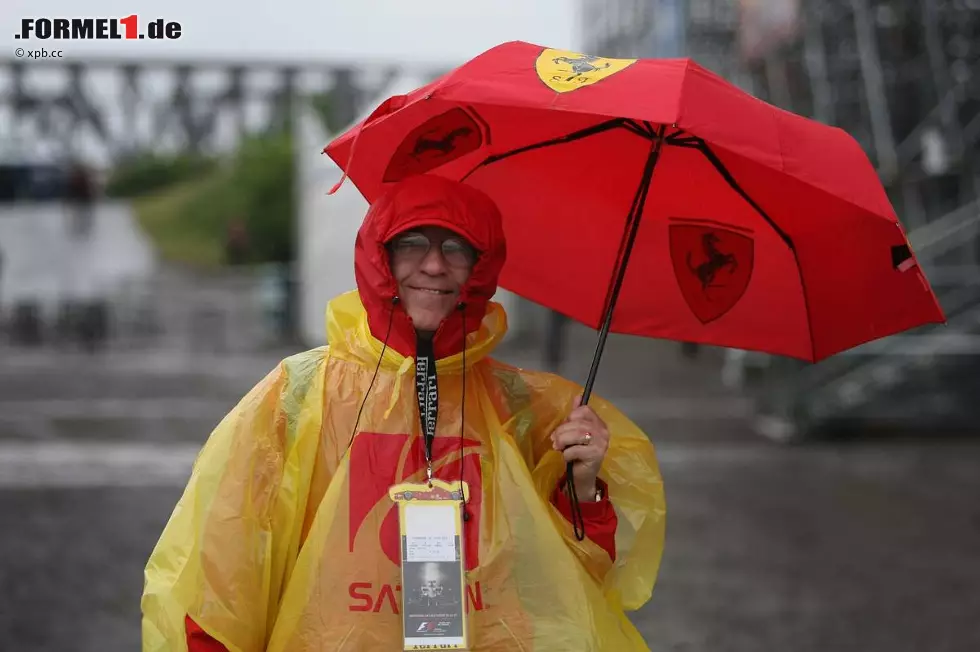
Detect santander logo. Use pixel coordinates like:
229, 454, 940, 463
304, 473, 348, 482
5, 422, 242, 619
348, 431, 484, 570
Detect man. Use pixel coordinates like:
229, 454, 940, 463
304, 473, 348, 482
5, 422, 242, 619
543, 308, 570, 372
67, 160, 95, 238
142, 175, 665, 651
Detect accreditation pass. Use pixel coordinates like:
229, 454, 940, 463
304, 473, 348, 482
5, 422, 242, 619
389, 479, 470, 650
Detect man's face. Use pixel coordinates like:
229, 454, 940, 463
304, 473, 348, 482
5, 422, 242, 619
389, 226, 477, 334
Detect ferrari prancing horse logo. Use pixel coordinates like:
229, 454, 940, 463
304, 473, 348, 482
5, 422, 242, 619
535, 48, 636, 93
670, 222, 755, 324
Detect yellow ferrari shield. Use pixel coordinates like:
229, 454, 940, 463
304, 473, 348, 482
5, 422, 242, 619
535, 48, 636, 93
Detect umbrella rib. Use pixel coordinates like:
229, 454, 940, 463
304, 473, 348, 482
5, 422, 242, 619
666, 134, 699, 146
460, 118, 645, 181
693, 140, 794, 250
691, 139, 818, 362
624, 120, 655, 139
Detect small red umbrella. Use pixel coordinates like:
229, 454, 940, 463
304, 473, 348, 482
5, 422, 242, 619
324, 41, 945, 534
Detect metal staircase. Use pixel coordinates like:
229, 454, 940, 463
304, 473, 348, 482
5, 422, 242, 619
717, 0, 980, 441
751, 200, 980, 441
579, 0, 980, 440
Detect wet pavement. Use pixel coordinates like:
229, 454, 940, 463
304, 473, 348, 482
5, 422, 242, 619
2, 330, 979, 651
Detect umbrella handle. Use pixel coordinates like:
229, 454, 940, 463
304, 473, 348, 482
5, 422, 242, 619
566, 125, 665, 541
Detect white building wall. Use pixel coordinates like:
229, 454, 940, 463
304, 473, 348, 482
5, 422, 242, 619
0, 200, 156, 319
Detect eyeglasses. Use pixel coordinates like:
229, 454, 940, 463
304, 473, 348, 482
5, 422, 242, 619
389, 232, 477, 269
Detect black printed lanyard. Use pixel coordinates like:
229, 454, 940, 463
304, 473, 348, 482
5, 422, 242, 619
415, 337, 439, 482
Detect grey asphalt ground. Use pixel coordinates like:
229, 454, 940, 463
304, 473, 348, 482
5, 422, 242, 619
1, 330, 979, 652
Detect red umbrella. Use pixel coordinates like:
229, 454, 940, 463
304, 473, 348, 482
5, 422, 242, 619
324, 41, 945, 532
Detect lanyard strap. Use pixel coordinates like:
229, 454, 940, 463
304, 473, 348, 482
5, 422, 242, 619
414, 338, 438, 480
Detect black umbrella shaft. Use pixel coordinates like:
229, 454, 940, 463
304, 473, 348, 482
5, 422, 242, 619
580, 126, 665, 405
564, 126, 664, 542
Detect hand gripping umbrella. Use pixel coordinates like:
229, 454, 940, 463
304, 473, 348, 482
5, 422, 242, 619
324, 41, 946, 539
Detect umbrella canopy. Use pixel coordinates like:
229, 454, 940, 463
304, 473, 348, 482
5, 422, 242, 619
325, 41, 947, 541
325, 41, 944, 365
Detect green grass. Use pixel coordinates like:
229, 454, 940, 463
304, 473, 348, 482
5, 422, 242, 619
131, 167, 240, 268
127, 132, 295, 268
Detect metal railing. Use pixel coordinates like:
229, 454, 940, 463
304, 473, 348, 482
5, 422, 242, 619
3, 264, 296, 355
747, 199, 980, 438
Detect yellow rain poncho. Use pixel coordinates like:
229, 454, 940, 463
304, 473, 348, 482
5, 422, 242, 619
141, 176, 666, 651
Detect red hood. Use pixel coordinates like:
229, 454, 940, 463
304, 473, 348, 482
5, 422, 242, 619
354, 175, 507, 360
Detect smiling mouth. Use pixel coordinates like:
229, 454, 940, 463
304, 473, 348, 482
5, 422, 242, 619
410, 286, 454, 295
